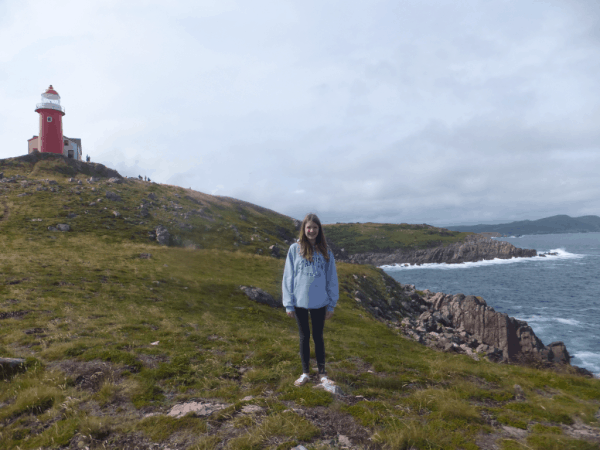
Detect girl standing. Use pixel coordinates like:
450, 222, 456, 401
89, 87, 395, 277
282, 213, 339, 386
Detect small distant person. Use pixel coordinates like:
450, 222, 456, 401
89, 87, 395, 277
86, 155, 90, 162
282, 213, 339, 387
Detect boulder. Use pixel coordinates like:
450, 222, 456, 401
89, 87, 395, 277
514, 384, 525, 400
0, 357, 26, 377
155, 225, 170, 245
106, 191, 122, 202
47, 226, 58, 232
87, 177, 100, 184
239, 286, 282, 308
148, 192, 157, 200
108, 177, 122, 184
168, 401, 229, 419
548, 341, 570, 364
113, 211, 121, 218
56, 224, 71, 232
574, 366, 596, 378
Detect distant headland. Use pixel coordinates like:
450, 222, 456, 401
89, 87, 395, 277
445, 214, 600, 236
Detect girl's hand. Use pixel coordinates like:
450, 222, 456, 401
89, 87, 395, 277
287, 311, 295, 318
325, 311, 334, 320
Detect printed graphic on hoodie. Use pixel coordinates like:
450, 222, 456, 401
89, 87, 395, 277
300, 252, 326, 277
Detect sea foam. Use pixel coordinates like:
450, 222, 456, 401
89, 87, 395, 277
380, 248, 582, 271
571, 351, 600, 378
516, 315, 583, 328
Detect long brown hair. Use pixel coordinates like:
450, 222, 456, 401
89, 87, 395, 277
298, 213, 330, 262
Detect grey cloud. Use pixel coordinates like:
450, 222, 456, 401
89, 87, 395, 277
1, 0, 600, 226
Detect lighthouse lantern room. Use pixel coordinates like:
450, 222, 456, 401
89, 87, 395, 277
28, 86, 82, 160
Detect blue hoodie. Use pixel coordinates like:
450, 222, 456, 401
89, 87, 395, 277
282, 242, 339, 312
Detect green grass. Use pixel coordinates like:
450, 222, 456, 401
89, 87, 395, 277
323, 222, 472, 254
0, 154, 599, 449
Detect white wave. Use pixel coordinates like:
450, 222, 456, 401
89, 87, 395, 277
514, 316, 551, 333
556, 318, 582, 326
380, 248, 583, 271
571, 351, 600, 378
516, 315, 582, 327
537, 248, 583, 260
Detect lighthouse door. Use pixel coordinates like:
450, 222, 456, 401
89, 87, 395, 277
68, 150, 74, 159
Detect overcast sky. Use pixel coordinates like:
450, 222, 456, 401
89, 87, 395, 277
1, 0, 599, 226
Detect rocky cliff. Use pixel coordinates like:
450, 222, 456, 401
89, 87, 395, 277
414, 291, 571, 365
331, 233, 536, 266
342, 271, 594, 375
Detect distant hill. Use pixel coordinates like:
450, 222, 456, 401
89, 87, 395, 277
446, 214, 600, 236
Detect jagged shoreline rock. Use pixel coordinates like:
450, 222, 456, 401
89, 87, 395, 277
415, 291, 570, 364
331, 234, 537, 266
348, 272, 594, 376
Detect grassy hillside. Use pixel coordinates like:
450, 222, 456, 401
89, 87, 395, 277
323, 223, 472, 255
0, 153, 297, 255
1, 154, 599, 450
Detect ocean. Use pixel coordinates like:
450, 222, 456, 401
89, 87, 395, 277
381, 232, 600, 376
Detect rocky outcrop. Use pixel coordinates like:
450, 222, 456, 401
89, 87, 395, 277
3, 152, 122, 179
347, 271, 586, 372
420, 292, 569, 364
105, 191, 122, 202
0, 357, 26, 378
154, 225, 170, 245
48, 224, 71, 232
239, 286, 282, 308
332, 234, 536, 266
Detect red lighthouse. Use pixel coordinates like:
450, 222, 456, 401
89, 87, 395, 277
35, 85, 65, 155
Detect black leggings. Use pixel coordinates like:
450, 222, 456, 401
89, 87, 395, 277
295, 306, 327, 374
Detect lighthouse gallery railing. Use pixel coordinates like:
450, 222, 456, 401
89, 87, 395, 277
36, 103, 65, 113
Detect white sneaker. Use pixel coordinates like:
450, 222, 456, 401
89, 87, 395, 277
294, 373, 310, 386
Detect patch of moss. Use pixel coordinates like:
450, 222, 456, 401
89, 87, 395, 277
131, 381, 165, 408
280, 386, 334, 408
525, 434, 600, 450
137, 415, 207, 442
